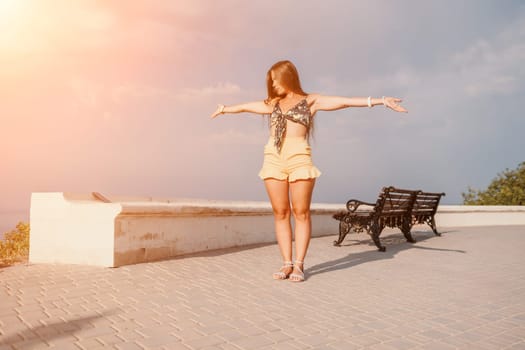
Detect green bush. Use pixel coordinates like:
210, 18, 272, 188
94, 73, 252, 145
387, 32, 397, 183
0, 222, 30, 265
462, 161, 525, 205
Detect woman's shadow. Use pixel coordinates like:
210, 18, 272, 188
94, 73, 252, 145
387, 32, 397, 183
0, 310, 118, 349
306, 230, 465, 277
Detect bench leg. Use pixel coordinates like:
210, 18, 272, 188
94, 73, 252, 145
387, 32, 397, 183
371, 222, 386, 252
401, 220, 416, 243
428, 217, 441, 236
333, 221, 350, 246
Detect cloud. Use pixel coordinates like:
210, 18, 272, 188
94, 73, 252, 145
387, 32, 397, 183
450, 29, 525, 97
450, 15, 525, 97
331, 11, 525, 109
111, 81, 242, 104
173, 82, 242, 100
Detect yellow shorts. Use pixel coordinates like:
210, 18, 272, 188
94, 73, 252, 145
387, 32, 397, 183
258, 136, 321, 182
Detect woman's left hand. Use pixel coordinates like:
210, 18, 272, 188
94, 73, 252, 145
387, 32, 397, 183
211, 104, 225, 118
384, 97, 408, 113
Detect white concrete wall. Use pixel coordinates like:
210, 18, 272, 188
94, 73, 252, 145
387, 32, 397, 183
29, 193, 525, 267
435, 206, 525, 227
112, 202, 340, 266
29, 193, 121, 266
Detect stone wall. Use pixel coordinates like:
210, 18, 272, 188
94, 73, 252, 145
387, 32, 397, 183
29, 193, 525, 267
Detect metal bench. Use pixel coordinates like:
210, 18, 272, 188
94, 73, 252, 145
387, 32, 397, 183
333, 186, 418, 251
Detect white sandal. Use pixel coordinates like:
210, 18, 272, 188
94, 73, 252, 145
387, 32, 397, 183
289, 260, 305, 282
272, 261, 293, 280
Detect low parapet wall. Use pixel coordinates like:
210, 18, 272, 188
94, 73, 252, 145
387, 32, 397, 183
29, 193, 525, 267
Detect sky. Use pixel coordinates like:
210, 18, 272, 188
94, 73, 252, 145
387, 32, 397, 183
1, 0, 524, 230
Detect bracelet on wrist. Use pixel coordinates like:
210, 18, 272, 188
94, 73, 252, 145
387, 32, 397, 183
367, 96, 372, 108
382, 96, 386, 108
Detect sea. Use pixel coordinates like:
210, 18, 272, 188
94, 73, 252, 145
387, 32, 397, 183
0, 210, 29, 240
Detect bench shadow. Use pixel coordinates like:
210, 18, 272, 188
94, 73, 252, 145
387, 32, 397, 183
0, 309, 118, 348
306, 231, 466, 278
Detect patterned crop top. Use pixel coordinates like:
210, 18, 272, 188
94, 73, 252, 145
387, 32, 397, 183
270, 98, 312, 153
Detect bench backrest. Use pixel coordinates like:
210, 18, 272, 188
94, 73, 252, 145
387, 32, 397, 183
374, 187, 418, 218
412, 191, 446, 219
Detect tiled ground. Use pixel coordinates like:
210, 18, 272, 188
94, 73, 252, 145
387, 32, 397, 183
1, 225, 525, 349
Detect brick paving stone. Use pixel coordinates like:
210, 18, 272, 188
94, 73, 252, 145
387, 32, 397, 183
281, 326, 311, 339
11, 338, 48, 350
460, 329, 492, 342
115, 330, 144, 342
404, 333, 435, 345
337, 324, 375, 337
47, 343, 80, 350
0, 333, 23, 346
74, 325, 115, 339
418, 341, 457, 349
419, 329, 451, 341
505, 327, 525, 340
172, 329, 207, 341
325, 340, 363, 350
513, 313, 525, 321
366, 344, 399, 350
263, 330, 290, 344
235, 326, 267, 337
46, 334, 81, 347
114, 342, 144, 350
158, 342, 193, 350
457, 341, 498, 350
346, 335, 382, 347
32, 324, 62, 339
181, 334, 226, 349
228, 334, 275, 349
135, 325, 178, 339
473, 323, 507, 337
301, 332, 338, 347
218, 344, 243, 350
136, 334, 182, 348
260, 339, 309, 350
111, 320, 142, 333
74, 338, 104, 350
495, 319, 524, 329
486, 333, 523, 347
507, 341, 525, 350
215, 328, 245, 342
96, 333, 126, 346
383, 338, 420, 349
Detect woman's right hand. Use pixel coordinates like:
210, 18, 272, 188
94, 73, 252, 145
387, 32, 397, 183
211, 104, 225, 118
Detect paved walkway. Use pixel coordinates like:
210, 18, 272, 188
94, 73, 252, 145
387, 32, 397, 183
1, 226, 525, 350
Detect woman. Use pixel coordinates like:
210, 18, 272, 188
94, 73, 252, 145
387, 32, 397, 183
211, 60, 407, 282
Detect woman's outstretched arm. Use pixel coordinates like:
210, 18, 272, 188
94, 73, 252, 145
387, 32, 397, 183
310, 94, 408, 113
211, 101, 273, 118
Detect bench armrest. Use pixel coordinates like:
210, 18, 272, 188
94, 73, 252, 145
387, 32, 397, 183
346, 199, 376, 212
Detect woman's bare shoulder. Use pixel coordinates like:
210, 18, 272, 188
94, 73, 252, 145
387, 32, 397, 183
265, 97, 281, 107
306, 93, 321, 105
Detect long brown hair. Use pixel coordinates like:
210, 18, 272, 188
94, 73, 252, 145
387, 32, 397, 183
265, 60, 307, 105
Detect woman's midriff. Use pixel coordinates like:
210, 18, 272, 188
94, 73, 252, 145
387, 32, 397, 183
270, 121, 308, 139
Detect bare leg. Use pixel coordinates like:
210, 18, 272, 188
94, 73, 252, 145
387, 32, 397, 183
264, 179, 293, 277
289, 179, 316, 281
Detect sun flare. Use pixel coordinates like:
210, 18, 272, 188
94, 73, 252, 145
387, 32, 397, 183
0, 0, 24, 21
0, 0, 31, 52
